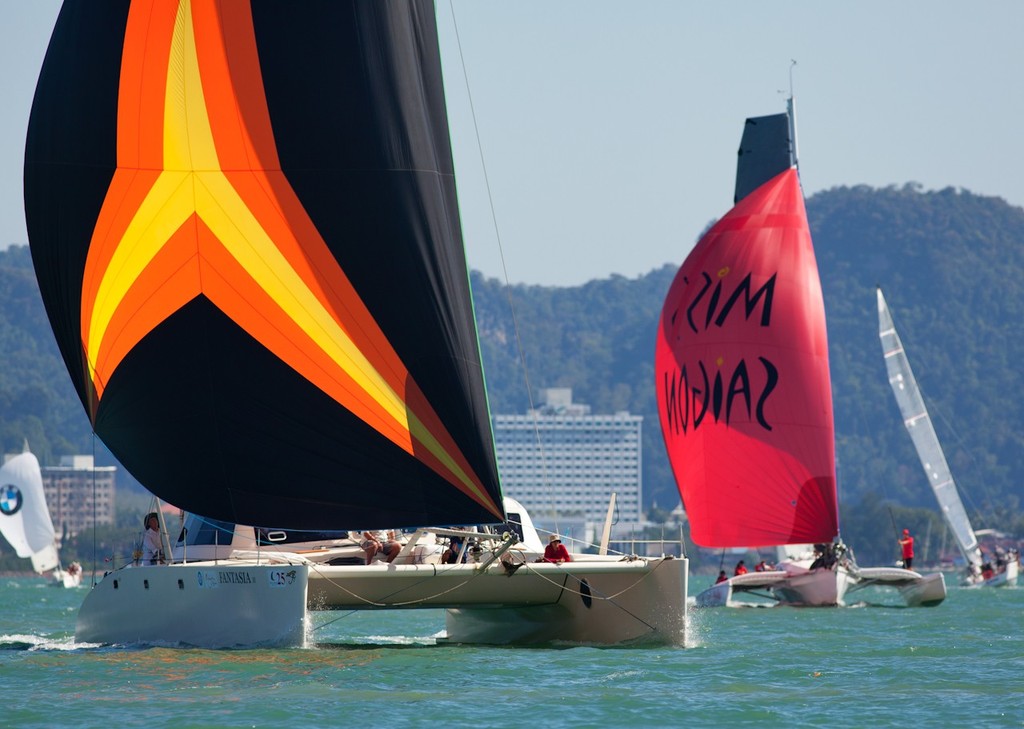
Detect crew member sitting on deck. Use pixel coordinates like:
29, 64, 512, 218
542, 535, 571, 563
361, 530, 401, 564
141, 512, 164, 565
441, 534, 465, 564
810, 543, 837, 570
734, 560, 748, 576
715, 570, 728, 584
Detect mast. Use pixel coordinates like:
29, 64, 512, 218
786, 95, 799, 171
877, 288, 983, 571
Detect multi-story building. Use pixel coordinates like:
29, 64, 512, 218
41, 455, 116, 539
492, 388, 643, 547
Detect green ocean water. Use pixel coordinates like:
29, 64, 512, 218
1, 575, 1021, 728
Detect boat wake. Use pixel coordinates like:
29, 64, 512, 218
0, 633, 78, 651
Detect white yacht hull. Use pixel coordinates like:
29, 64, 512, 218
308, 556, 688, 646
54, 569, 83, 589
851, 567, 947, 606
1001, 558, 1019, 586
770, 566, 855, 607
76, 563, 309, 648
695, 570, 789, 608
966, 558, 1019, 588
896, 572, 947, 606
97, 501, 688, 648
76, 553, 687, 648
697, 566, 946, 608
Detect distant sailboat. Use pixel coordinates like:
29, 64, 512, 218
0, 444, 81, 587
877, 287, 1019, 587
656, 98, 945, 608
656, 96, 850, 606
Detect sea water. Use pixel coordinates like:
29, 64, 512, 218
0, 575, 1021, 728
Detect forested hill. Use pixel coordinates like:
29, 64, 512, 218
815, 185, 1024, 502
2, 184, 1023, 536
476, 183, 1024, 531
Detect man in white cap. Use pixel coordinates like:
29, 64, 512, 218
542, 534, 571, 563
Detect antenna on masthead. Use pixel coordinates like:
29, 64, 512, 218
787, 59, 799, 171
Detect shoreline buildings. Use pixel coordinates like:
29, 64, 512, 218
492, 388, 643, 549
41, 455, 116, 540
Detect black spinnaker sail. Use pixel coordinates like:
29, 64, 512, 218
25, 0, 504, 530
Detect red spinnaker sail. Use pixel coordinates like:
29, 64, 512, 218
655, 168, 838, 547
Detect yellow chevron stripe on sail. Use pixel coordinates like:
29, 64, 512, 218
83, 0, 489, 503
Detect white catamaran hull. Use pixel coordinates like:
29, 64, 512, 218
697, 557, 855, 608
696, 565, 946, 608
769, 566, 856, 607
695, 571, 790, 608
307, 557, 688, 645
76, 509, 688, 648
76, 563, 309, 648
851, 567, 947, 607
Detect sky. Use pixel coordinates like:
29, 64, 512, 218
2, 1, 1022, 286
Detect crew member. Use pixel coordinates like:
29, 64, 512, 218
898, 528, 915, 570
542, 535, 571, 563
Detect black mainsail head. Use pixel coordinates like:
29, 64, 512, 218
24, 0, 504, 529
734, 98, 798, 204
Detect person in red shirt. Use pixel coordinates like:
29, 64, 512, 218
543, 535, 571, 563
715, 570, 728, 584
734, 560, 748, 576
898, 528, 914, 569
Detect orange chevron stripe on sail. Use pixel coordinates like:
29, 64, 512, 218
78, 0, 500, 517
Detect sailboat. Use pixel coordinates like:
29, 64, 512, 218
655, 98, 945, 609
0, 444, 82, 588
24, 1, 686, 647
877, 288, 1019, 587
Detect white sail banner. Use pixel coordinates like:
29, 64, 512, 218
877, 288, 981, 569
0, 449, 59, 572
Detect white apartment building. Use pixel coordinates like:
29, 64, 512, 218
492, 388, 642, 546
42, 455, 116, 538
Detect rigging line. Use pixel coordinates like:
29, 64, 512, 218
513, 558, 662, 602
310, 609, 361, 632
887, 506, 902, 564
308, 560, 500, 609
445, 2, 556, 531
558, 565, 665, 633
310, 553, 660, 614
928, 397, 993, 522
90, 432, 98, 587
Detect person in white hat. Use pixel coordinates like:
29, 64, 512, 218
542, 534, 572, 564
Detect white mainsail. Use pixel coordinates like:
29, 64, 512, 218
877, 288, 983, 572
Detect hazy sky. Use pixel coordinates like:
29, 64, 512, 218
3, 1, 1021, 286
